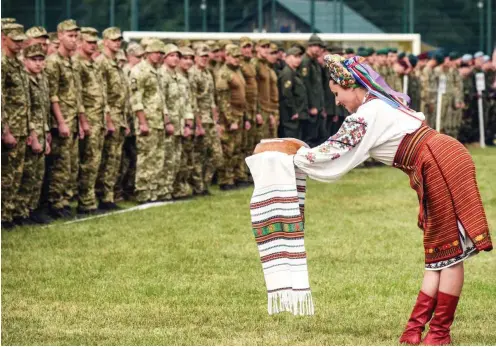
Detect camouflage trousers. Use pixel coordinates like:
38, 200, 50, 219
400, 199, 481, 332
115, 135, 137, 200
218, 127, 243, 186
192, 123, 224, 191
237, 122, 252, 182
441, 97, 462, 139
48, 132, 79, 210
1, 137, 27, 222
97, 128, 125, 203
14, 148, 46, 218
159, 135, 182, 199
135, 129, 165, 203
173, 136, 194, 198
78, 126, 105, 211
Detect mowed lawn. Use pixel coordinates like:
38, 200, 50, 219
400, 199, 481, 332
2, 147, 495, 346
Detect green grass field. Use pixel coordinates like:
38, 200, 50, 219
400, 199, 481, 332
2, 147, 495, 346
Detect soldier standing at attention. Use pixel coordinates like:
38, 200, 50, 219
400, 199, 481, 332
420, 53, 443, 128
189, 45, 224, 194
266, 43, 280, 139
253, 39, 273, 140
278, 46, 307, 139
216, 45, 246, 191
45, 19, 80, 219
299, 34, 325, 147
321, 45, 339, 137
160, 44, 194, 201
129, 40, 167, 204
95, 27, 129, 210
73, 28, 107, 215
1, 23, 31, 228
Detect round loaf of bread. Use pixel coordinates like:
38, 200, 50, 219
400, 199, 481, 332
253, 138, 308, 155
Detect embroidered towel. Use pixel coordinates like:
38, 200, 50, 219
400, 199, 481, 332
245, 150, 314, 315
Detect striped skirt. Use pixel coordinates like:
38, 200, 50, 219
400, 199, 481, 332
393, 126, 492, 268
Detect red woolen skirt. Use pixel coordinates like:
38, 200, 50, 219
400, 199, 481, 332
393, 125, 492, 268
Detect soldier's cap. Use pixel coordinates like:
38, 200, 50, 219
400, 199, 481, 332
307, 33, 324, 47
126, 42, 145, 57
408, 54, 418, 67
460, 62, 470, 68
81, 32, 98, 43
269, 43, 278, 53
103, 27, 122, 40
417, 52, 429, 60
140, 37, 155, 49
218, 39, 232, 49
286, 46, 303, 56
176, 39, 192, 48
397, 52, 406, 59
191, 41, 205, 50
257, 39, 271, 47
483, 55, 490, 62
345, 47, 355, 54
48, 32, 59, 43
1, 18, 17, 25
358, 49, 370, 57
80, 27, 98, 35
97, 40, 104, 51
180, 46, 194, 57
196, 45, 210, 56
226, 45, 241, 57
2, 23, 27, 41
57, 19, 80, 32
461, 54, 473, 62
164, 43, 180, 56
367, 47, 376, 54
205, 40, 215, 46
145, 40, 166, 54
388, 47, 398, 53
432, 52, 444, 65
239, 36, 253, 47
474, 51, 484, 58
449, 51, 460, 60
26, 26, 48, 39
328, 46, 344, 54
23, 43, 46, 58
116, 49, 127, 61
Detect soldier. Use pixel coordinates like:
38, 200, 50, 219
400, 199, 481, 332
278, 46, 307, 139
44, 19, 80, 219
47, 32, 59, 55
407, 54, 422, 112
216, 45, 246, 190
12, 44, 51, 224
458, 61, 478, 144
252, 39, 274, 141
95, 27, 129, 210
1, 23, 30, 228
160, 43, 194, 200
189, 45, 224, 194
239, 36, 260, 179
274, 43, 286, 76
344, 48, 355, 59
123, 42, 144, 77
25, 26, 49, 54
420, 52, 443, 128
129, 40, 166, 203
206, 41, 221, 74
299, 34, 325, 147
72, 28, 107, 215
175, 46, 198, 197
266, 43, 280, 140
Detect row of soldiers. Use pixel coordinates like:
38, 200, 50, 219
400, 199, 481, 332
2, 17, 495, 229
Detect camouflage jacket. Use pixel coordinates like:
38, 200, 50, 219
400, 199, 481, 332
189, 65, 216, 124
27, 73, 50, 140
216, 63, 246, 127
45, 51, 80, 131
240, 56, 258, 117
420, 65, 438, 106
129, 59, 166, 130
1, 54, 31, 136
160, 65, 194, 136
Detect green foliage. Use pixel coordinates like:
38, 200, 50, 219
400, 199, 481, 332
2, 147, 495, 345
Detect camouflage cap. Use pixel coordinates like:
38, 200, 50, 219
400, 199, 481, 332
81, 32, 98, 43
286, 46, 303, 56
239, 36, 253, 47
57, 19, 80, 32
26, 26, 48, 38
226, 44, 241, 57
218, 39, 232, 49
126, 42, 145, 57
345, 47, 355, 54
308, 33, 324, 47
191, 41, 204, 50
103, 27, 122, 40
269, 43, 278, 53
48, 32, 59, 44
116, 49, 127, 61
145, 40, 166, 53
97, 39, 104, 52
196, 45, 210, 56
1, 18, 16, 25
179, 46, 194, 57
2, 23, 27, 41
23, 43, 46, 58
80, 27, 98, 35
140, 37, 155, 50
164, 43, 180, 56
257, 39, 270, 47
177, 39, 192, 48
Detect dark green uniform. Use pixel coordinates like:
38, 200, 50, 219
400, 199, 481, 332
408, 72, 422, 112
323, 67, 339, 137
458, 72, 478, 144
278, 65, 307, 139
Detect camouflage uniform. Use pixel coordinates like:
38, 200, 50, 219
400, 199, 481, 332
420, 65, 438, 128
189, 52, 224, 191
252, 53, 273, 141
14, 45, 50, 219
129, 42, 167, 203
434, 66, 463, 138
1, 25, 31, 222
74, 33, 108, 211
458, 71, 478, 143
216, 47, 246, 187
45, 22, 81, 211
160, 47, 195, 199
95, 27, 129, 205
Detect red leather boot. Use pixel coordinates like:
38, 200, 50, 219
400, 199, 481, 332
423, 291, 460, 346
399, 291, 437, 345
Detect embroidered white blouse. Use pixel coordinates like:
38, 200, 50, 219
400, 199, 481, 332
293, 99, 425, 182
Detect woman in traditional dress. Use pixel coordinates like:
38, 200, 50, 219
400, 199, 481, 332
291, 55, 492, 345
